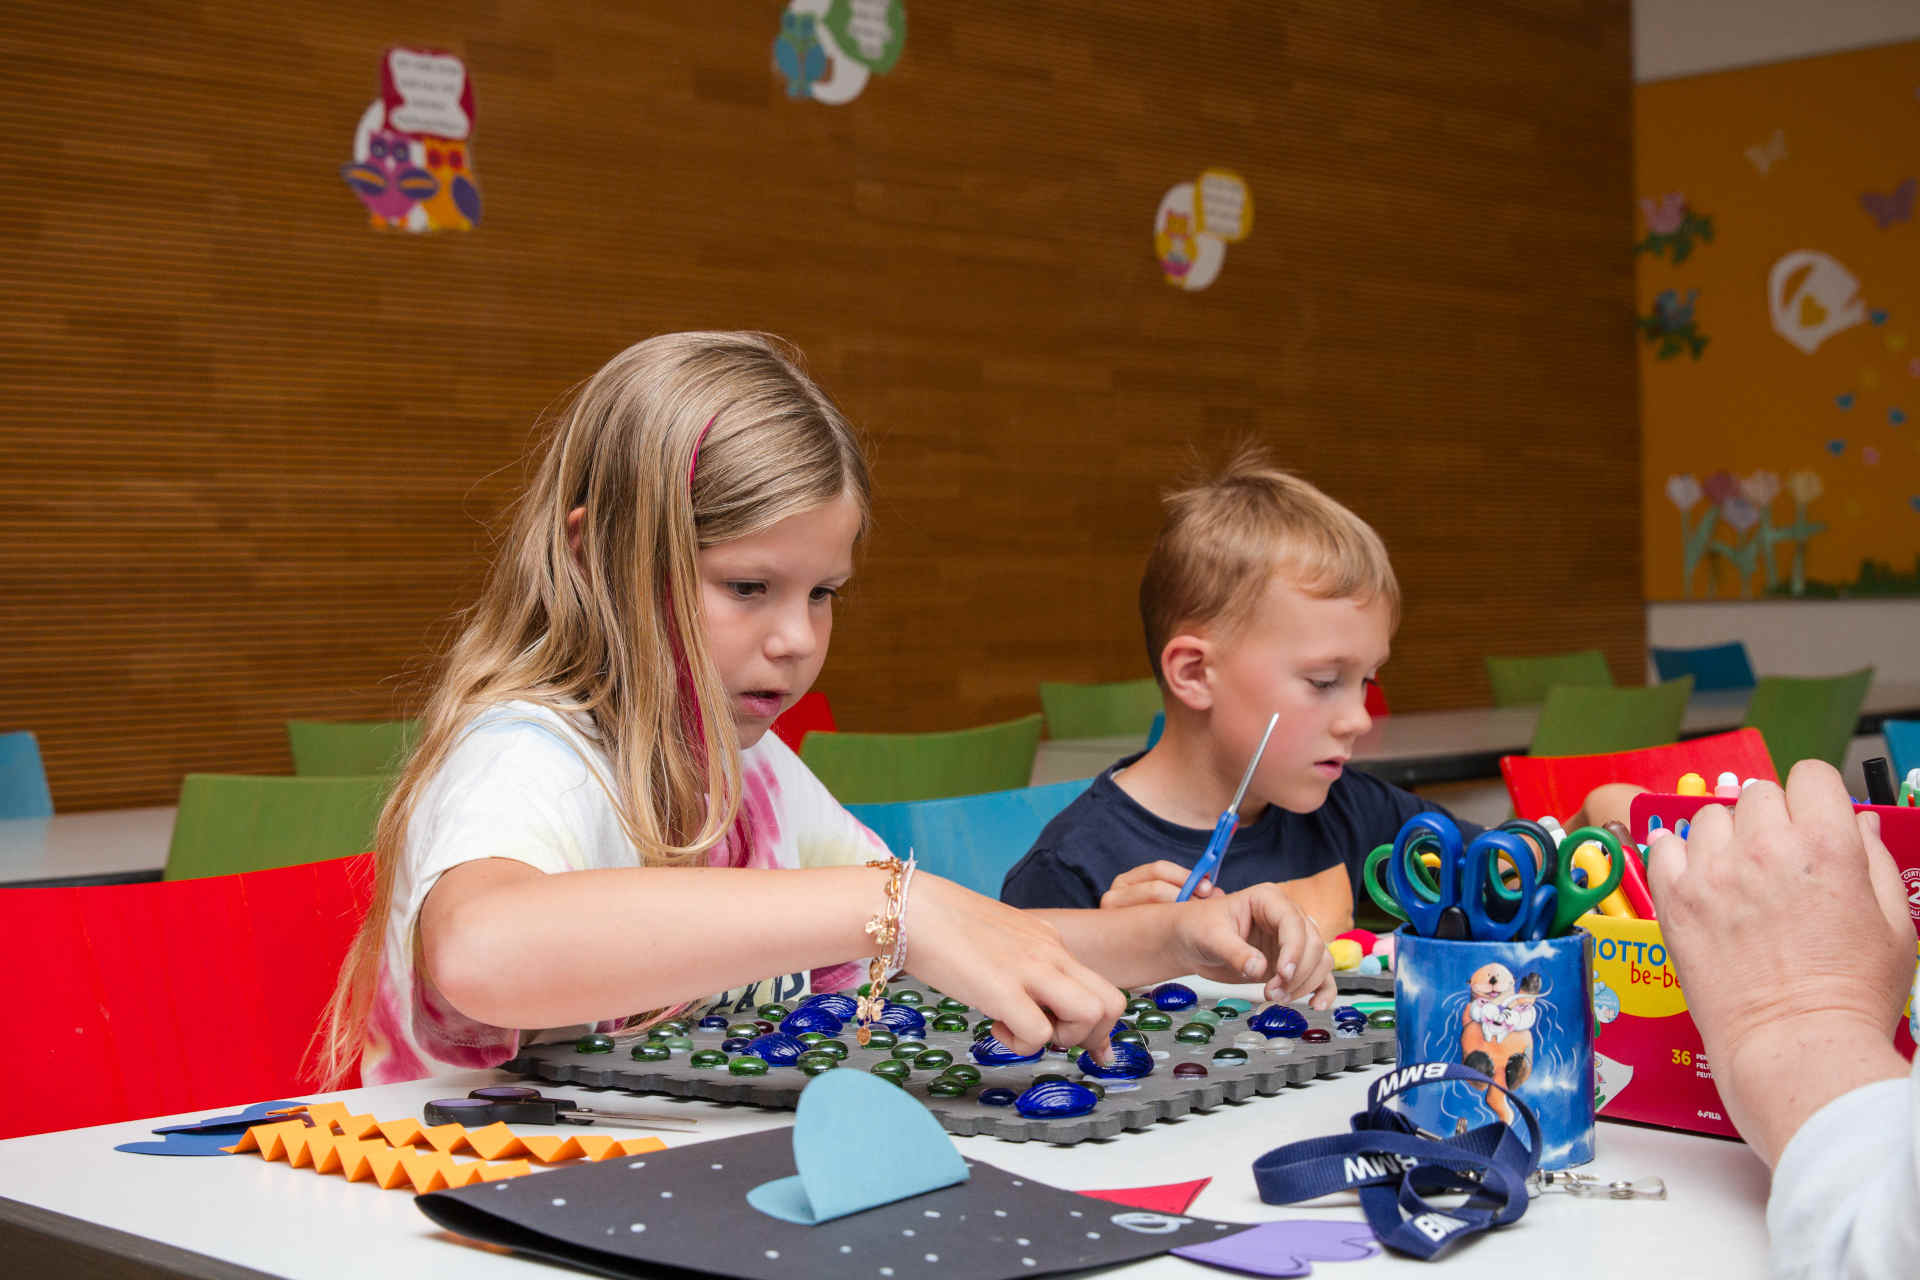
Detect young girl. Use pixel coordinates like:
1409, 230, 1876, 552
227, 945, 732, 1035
319, 331, 1336, 1087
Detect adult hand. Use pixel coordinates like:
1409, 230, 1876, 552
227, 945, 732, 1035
902, 874, 1126, 1063
1167, 883, 1337, 1008
1100, 861, 1214, 908
1647, 760, 1915, 1164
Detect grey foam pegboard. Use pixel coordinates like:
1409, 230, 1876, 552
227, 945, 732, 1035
1334, 971, 1393, 995
502, 984, 1395, 1146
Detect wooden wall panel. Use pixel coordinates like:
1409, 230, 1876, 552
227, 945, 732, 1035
0, 1, 1639, 810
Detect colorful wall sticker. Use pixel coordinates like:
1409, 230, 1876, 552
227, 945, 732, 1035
1154, 168, 1252, 292
775, 0, 906, 105
1638, 39, 1920, 600
340, 48, 481, 232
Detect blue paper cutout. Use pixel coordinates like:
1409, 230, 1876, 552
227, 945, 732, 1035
1892, 408, 1907, 426
117, 1100, 309, 1157
1872, 309, 1890, 325
1172, 1219, 1379, 1276
1828, 439, 1847, 455
1910, 497, 1920, 513
746, 1068, 967, 1224
1837, 393, 1855, 410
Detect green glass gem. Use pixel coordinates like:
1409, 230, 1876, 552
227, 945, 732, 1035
858, 981, 873, 997
630, 1042, 672, 1062
870, 1058, 911, 1082
975, 1017, 999, 1038
1081, 1081, 1106, 1100
575, 1033, 615, 1054
655, 1019, 691, 1036
797, 1031, 828, 1046
1033, 1072, 1070, 1086
660, 1034, 693, 1051
861, 1028, 897, 1050
892, 989, 925, 1005
939, 1063, 981, 1085
891, 1041, 927, 1061
1135, 1011, 1173, 1031
926, 1079, 968, 1098
1210, 1004, 1242, 1020
756, 1003, 790, 1021
1189, 1009, 1222, 1027
1212, 1047, 1250, 1064
796, 1050, 840, 1074
1368, 1011, 1397, 1030
936, 996, 970, 1013
931, 1013, 969, 1033
915, 1048, 954, 1071
1125, 997, 1157, 1017
1174, 1023, 1215, 1044
815, 1039, 850, 1060
689, 1049, 730, 1070
726, 1022, 760, 1039
729, 1055, 771, 1077
1112, 1029, 1148, 1047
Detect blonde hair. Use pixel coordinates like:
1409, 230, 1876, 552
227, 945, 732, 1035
316, 331, 870, 1086
1139, 446, 1398, 684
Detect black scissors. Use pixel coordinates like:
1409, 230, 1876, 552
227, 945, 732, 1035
424, 1086, 699, 1131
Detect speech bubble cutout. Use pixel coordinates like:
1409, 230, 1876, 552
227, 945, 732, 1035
384, 49, 472, 138
825, 0, 906, 74
1155, 182, 1227, 291
1195, 169, 1252, 242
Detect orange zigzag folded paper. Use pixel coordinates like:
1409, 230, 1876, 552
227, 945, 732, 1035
223, 1102, 666, 1194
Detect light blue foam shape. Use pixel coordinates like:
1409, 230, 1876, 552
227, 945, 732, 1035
746, 1068, 968, 1224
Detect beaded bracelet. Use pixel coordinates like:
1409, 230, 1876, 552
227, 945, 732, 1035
855, 854, 915, 1045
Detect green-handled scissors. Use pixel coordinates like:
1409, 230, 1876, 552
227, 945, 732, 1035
1361, 837, 1441, 922
1530, 825, 1627, 938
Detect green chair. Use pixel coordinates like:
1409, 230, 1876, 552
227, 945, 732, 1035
1527, 677, 1694, 758
1037, 678, 1163, 740
800, 713, 1046, 805
1740, 668, 1874, 778
164, 774, 390, 881
1485, 649, 1614, 707
286, 718, 419, 777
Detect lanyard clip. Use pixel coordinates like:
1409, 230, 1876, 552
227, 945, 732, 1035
1529, 1169, 1668, 1200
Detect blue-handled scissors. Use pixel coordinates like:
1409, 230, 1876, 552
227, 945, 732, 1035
1176, 712, 1280, 901
1385, 813, 1538, 942
1528, 826, 1627, 938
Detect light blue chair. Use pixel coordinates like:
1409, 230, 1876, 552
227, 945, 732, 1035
0, 731, 54, 819
1145, 711, 1166, 749
845, 778, 1092, 899
1651, 641, 1757, 691
1882, 719, 1920, 784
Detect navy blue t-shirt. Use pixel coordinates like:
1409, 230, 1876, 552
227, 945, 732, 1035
999, 752, 1484, 911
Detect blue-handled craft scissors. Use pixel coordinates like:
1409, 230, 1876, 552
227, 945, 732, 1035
1176, 712, 1280, 901
1384, 813, 1539, 942
1523, 826, 1627, 939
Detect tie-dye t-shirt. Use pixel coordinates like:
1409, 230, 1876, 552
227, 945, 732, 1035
360, 700, 887, 1086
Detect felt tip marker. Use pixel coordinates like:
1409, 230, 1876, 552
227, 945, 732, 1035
1176, 713, 1280, 902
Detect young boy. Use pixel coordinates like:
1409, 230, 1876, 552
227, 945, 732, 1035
1000, 452, 1627, 932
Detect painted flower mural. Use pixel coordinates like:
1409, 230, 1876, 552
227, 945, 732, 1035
1667, 469, 1827, 598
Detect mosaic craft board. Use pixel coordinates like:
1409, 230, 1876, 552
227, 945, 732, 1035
1334, 972, 1393, 995
504, 984, 1395, 1147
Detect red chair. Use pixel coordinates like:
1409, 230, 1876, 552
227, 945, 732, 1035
1364, 681, 1390, 719
3, 852, 374, 1139
1499, 727, 1777, 824
770, 690, 837, 752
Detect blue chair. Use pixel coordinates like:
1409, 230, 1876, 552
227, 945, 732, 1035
1145, 711, 1165, 749
0, 731, 54, 819
845, 778, 1092, 899
1882, 719, 1920, 783
1650, 641, 1756, 691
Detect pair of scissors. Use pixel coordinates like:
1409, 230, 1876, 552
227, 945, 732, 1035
1384, 813, 1538, 942
1517, 826, 1627, 939
424, 1086, 699, 1131
1176, 712, 1280, 901
1361, 817, 1545, 924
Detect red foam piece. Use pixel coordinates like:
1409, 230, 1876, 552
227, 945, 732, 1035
1077, 1177, 1212, 1215
1500, 727, 1777, 824
770, 690, 837, 752
3, 853, 375, 1140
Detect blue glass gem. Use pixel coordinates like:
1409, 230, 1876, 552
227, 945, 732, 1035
978, 1088, 1017, 1107
1151, 981, 1198, 1011
720, 1036, 753, 1053
697, 1015, 729, 1031
1247, 1004, 1308, 1039
1076, 1040, 1154, 1079
1014, 1079, 1099, 1119
876, 1002, 928, 1037
798, 991, 859, 1021
743, 1032, 807, 1066
1332, 1005, 1368, 1026
779, 1005, 845, 1037
970, 1032, 1043, 1066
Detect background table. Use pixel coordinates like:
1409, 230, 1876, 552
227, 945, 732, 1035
0, 805, 175, 887
0, 989, 1773, 1278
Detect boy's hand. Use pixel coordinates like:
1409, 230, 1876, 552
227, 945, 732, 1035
1101, 861, 1214, 908
1169, 884, 1337, 1009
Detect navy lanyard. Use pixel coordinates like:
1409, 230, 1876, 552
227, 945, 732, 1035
1251, 1062, 1541, 1261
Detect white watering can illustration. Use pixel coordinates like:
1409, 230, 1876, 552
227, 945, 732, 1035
1768, 250, 1867, 354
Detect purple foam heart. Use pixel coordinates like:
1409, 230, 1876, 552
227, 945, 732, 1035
1173, 1219, 1379, 1277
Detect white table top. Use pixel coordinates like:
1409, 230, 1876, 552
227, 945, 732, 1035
0, 804, 174, 887
0, 990, 1773, 1277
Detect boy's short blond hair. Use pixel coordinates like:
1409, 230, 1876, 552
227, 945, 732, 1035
1139, 449, 1400, 685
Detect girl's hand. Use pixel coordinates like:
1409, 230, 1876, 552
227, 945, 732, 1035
1100, 861, 1213, 909
1171, 884, 1337, 1009
901, 874, 1126, 1064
